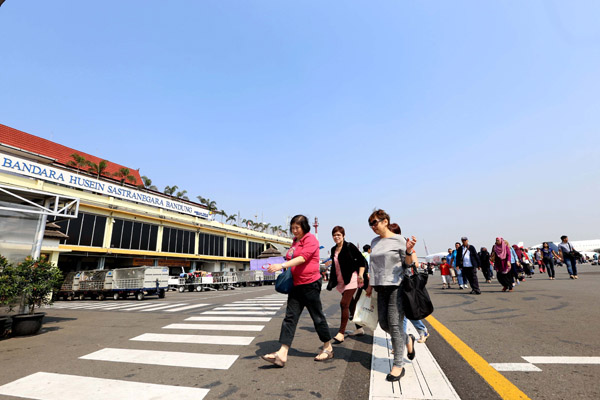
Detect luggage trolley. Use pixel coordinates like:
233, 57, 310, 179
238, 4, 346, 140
111, 266, 169, 300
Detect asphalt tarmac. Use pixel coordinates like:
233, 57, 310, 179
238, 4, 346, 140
1, 263, 598, 400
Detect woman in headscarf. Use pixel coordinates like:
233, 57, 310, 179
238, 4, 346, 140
490, 237, 513, 292
541, 242, 559, 280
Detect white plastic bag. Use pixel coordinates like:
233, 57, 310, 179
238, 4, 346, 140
352, 293, 378, 330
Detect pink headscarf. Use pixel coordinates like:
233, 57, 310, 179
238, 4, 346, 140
493, 237, 510, 260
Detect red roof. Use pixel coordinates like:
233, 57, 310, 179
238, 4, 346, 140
0, 123, 142, 185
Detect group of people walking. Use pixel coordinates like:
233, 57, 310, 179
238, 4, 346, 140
439, 235, 582, 292
261, 210, 422, 382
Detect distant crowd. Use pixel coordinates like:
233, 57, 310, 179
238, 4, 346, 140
434, 235, 585, 293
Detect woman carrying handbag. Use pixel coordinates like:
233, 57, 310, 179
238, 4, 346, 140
261, 215, 333, 367
327, 226, 367, 343
364, 209, 417, 382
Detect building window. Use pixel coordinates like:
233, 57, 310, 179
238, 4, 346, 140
248, 242, 265, 259
162, 227, 195, 254
227, 238, 247, 258
51, 212, 107, 247
111, 218, 158, 250
198, 233, 224, 256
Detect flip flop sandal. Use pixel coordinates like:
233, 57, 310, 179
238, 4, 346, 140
314, 348, 334, 362
261, 353, 285, 368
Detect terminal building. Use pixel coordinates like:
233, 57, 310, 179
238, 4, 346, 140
0, 123, 292, 273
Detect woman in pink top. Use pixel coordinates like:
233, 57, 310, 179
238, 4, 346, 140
261, 215, 333, 368
327, 226, 367, 343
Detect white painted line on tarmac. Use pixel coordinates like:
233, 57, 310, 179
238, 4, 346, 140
131, 333, 255, 346
217, 308, 281, 311
163, 304, 209, 312
119, 303, 184, 311
163, 323, 264, 332
80, 348, 237, 370
201, 310, 276, 315
490, 363, 542, 372
523, 356, 600, 364
186, 316, 271, 322
0, 372, 209, 400
370, 324, 460, 400
233, 300, 285, 303
101, 303, 157, 310
138, 303, 188, 312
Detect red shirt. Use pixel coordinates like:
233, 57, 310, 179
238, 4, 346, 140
286, 232, 321, 286
440, 263, 451, 276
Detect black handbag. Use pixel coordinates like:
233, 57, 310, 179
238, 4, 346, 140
401, 268, 434, 320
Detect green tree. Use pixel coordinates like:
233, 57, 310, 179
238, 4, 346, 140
66, 153, 88, 172
164, 185, 179, 196
175, 190, 189, 200
113, 167, 137, 185
226, 215, 237, 225
141, 175, 158, 191
87, 160, 110, 179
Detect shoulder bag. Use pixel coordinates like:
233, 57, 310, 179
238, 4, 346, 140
275, 268, 294, 294
401, 267, 434, 320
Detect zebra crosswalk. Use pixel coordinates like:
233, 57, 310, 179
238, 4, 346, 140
0, 293, 288, 399
47, 301, 210, 313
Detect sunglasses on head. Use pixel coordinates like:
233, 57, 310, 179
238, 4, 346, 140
369, 219, 382, 227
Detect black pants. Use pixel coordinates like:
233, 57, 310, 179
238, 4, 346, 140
279, 279, 332, 347
461, 267, 480, 292
497, 271, 513, 289
543, 258, 555, 278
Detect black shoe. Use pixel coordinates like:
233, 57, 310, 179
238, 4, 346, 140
469, 290, 475, 294
386, 368, 405, 382
475, 291, 481, 295
407, 334, 416, 360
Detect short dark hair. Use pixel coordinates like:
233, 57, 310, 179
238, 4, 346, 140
332, 226, 345, 236
560, 235, 568, 241
388, 223, 401, 234
455, 242, 460, 246
363, 244, 371, 252
290, 215, 310, 234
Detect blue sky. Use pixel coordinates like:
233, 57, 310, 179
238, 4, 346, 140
1, 1, 599, 255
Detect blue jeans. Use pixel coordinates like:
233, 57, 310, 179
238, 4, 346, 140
403, 317, 427, 337
455, 268, 464, 286
564, 257, 578, 276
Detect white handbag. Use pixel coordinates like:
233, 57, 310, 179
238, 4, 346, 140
352, 293, 378, 331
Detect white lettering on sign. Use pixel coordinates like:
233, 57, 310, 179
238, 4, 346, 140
0, 152, 210, 219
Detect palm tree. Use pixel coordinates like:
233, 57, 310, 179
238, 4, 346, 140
196, 195, 207, 205
217, 210, 228, 223
87, 160, 110, 179
67, 153, 88, 173
164, 185, 178, 196
175, 190, 189, 200
226, 215, 236, 225
242, 219, 253, 229
141, 175, 158, 191
113, 167, 137, 185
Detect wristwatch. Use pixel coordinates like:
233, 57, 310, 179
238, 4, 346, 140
406, 251, 413, 256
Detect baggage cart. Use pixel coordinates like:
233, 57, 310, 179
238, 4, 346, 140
111, 266, 169, 300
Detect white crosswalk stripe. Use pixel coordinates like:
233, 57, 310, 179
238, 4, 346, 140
0, 372, 210, 400
229, 307, 283, 310
80, 348, 238, 369
131, 333, 255, 345
201, 310, 276, 315
163, 323, 264, 331
186, 316, 271, 322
